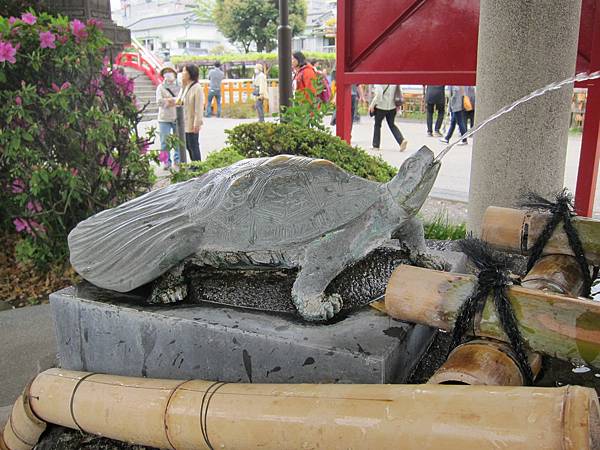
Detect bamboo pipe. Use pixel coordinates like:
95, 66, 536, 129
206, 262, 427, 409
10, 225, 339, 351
481, 206, 600, 265
429, 254, 583, 386
0, 381, 45, 450
2, 368, 599, 450
385, 265, 600, 368
428, 339, 543, 386
522, 254, 585, 296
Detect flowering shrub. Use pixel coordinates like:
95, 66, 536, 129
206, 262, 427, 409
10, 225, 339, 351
0, 12, 155, 268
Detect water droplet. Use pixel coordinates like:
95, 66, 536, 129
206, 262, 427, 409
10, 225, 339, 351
572, 365, 591, 374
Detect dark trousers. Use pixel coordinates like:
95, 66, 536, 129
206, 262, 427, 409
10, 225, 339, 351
466, 109, 475, 128
330, 94, 357, 127
444, 110, 468, 142
185, 132, 201, 161
372, 108, 403, 148
255, 98, 265, 122
426, 101, 445, 133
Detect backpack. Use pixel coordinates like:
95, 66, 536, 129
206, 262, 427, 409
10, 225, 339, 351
318, 73, 332, 103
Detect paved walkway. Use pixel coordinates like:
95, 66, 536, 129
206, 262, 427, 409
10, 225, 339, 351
141, 115, 591, 215
0, 304, 57, 409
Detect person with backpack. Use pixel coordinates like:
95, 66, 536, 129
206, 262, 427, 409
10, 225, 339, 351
252, 63, 268, 122
292, 51, 318, 103
156, 63, 181, 168
369, 84, 408, 151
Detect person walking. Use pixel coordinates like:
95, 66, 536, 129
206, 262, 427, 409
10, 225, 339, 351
425, 85, 445, 137
439, 86, 468, 145
176, 64, 203, 161
252, 63, 268, 122
465, 86, 476, 128
206, 61, 224, 118
292, 51, 317, 102
369, 84, 408, 151
330, 84, 365, 127
156, 63, 181, 168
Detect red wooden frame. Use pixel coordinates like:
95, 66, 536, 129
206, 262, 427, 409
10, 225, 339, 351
336, 0, 600, 216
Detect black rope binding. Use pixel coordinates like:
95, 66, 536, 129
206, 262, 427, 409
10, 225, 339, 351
520, 189, 592, 298
451, 238, 535, 385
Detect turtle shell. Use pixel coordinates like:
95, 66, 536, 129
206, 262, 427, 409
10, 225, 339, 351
68, 155, 382, 292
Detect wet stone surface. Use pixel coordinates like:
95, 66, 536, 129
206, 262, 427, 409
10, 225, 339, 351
185, 246, 418, 314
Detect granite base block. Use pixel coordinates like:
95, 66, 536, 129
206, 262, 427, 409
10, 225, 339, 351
50, 285, 435, 384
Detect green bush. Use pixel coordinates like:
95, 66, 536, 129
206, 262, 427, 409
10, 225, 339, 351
225, 122, 397, 182
172, 122, 396, 184
0, 12, 155, 268
171, 147, 245, 183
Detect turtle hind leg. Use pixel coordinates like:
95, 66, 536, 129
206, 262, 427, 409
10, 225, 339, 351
149, 264, 187, 304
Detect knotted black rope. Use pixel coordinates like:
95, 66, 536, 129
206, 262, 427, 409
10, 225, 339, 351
520, 189, 592, 298
450, 238, 535, 385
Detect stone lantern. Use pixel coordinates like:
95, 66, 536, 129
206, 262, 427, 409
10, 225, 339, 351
46, 0, 130, 60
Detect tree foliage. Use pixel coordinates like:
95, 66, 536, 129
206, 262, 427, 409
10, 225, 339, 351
210, 0, 306, 53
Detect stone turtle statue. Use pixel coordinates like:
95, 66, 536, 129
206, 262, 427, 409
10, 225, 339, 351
69, 146, 440, 321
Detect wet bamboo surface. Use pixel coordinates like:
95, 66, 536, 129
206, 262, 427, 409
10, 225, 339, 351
385, 265, 600, 368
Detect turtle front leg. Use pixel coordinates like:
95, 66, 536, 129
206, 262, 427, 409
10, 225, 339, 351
149, 264, 187, 304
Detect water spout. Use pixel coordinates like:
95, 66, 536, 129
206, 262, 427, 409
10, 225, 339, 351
436, 71, 600, 161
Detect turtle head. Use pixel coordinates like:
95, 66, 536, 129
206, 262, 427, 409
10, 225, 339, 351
386, 145, 440, 216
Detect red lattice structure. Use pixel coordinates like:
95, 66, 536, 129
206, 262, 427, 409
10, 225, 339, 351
336, 0, 600, 216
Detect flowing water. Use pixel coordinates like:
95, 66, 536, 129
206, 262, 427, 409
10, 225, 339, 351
435, 70, 600, 161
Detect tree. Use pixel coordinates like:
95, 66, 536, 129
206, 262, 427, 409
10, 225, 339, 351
209, 0, 306, 53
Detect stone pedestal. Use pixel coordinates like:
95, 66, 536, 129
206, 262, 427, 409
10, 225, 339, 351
468, 0, 582, 233
50, 284, 436, 384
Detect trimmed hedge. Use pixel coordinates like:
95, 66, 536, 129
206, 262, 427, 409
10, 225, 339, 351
172, 122, 397, 184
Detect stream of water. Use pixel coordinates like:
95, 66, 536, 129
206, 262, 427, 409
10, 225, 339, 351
435, 71, 600, 161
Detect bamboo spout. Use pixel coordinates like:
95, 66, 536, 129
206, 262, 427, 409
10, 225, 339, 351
385, 264, 600, 368
2, 368, 600, 450
428, 339, 543, 385
481, 206, 600, 264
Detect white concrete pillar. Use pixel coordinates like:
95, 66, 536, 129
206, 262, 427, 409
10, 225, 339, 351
468, 0, 582, 233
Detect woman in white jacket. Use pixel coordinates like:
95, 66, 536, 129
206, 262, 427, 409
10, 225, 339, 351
368, 84, 407, 151
156, 63, 181, 167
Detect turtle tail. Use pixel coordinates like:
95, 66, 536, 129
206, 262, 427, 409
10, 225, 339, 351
68, 181, 200, 292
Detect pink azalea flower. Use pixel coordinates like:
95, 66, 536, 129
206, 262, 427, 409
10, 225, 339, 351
21, 13, 36, 25
0, 41, 17, 64
57, 34, 69, 44
13, 218, 28, 233
51, 81, 71, 92
141, 141, 150, 155
8, 17, 17, 25
86, 18, 104, 29
15, 96, 22, 105
70, 168, 78, 176
70, 19, 88, 41
11, 178, 25, 193
39, 31, 56, 49
100, 155, 121, 176
158, 151, 170, 165
26, 200, 43, 213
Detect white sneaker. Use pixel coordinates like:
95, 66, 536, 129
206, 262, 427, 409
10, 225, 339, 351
458, 140, 468, 146
439, 138, 449, 144
399, 140, 408, 152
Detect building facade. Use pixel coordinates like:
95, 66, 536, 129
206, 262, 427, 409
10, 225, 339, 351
111, 0, 233, 59
292, 0, 336, 53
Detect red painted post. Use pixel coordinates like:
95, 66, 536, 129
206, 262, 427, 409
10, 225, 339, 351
574, 1, 600, 216
575, 85, 600, 216
335, 0, 352, 143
